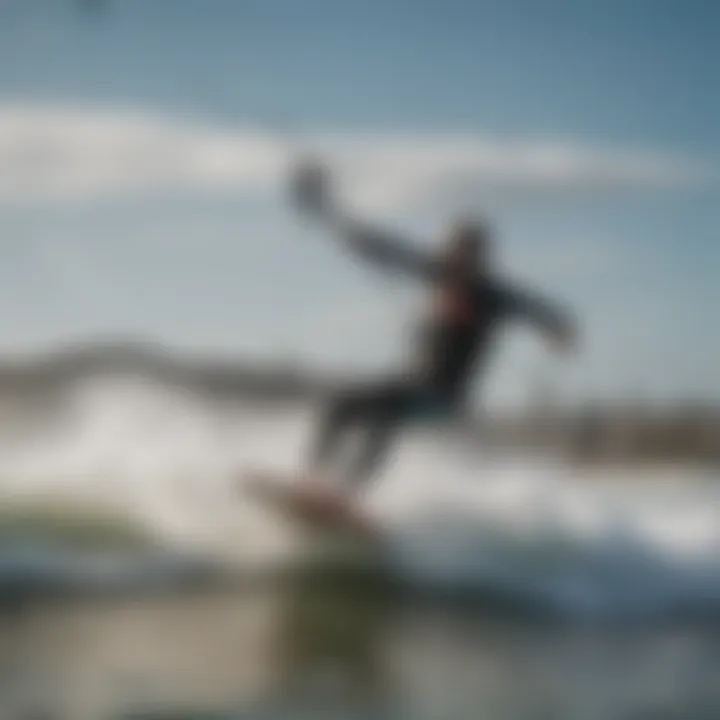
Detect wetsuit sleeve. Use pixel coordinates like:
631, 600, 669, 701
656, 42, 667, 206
498, 283, 573, 337
333, 217, 439, 281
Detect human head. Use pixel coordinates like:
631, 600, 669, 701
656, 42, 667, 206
444, 218, 493, 275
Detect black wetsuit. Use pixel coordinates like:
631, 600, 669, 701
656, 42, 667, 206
309, 222, 569, 484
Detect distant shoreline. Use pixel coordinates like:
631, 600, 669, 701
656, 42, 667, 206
0, 338, 715, 467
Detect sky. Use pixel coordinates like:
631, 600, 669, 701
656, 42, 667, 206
0, 0, 717, 408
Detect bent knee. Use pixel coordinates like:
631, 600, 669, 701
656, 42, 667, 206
325, 392, 363, 424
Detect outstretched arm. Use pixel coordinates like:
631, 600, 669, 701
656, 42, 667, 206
291, 159, 436, 280
500, 284, 577, 353
332, 216, 437, 279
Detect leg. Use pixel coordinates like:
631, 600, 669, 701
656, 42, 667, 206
346, 382, 419, 486
308, 385, 378, 476
348, 409, 403, 486
307, 379, 416, 484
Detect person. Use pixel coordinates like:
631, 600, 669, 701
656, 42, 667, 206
291, 159, 577, 488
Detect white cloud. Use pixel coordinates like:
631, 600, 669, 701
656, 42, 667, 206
0, 105, 284, 202
0, 104, 710, 210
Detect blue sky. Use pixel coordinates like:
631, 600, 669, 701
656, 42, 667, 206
0, 0, 717, 407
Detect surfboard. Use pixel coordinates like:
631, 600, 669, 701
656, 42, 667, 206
239, 470, 380, 544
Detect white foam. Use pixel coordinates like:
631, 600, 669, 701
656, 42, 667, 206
0, 374, 717, 617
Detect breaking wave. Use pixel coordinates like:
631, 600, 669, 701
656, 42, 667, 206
0, 372, 718, 621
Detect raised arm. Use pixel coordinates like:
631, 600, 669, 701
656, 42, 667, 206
332, 216, 437, 279
499, 283, 577, 352
291, 158, 437, 281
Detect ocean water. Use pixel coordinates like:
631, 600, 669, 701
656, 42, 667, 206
5, 585, 720, 719
0, 373, 719, 718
